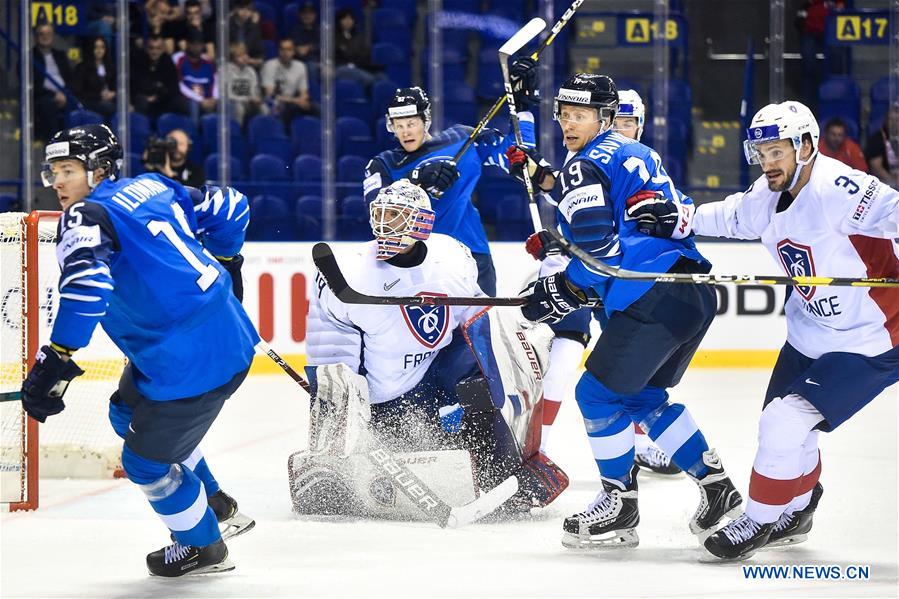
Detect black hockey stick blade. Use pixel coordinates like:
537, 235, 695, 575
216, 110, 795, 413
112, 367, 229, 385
312, 243, 529, 306
0, 391, 21, 402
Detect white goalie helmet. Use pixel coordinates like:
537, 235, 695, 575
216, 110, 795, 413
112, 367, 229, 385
369, 180, 435, 260
743, 101, 820, 168
615, 89, 645, 140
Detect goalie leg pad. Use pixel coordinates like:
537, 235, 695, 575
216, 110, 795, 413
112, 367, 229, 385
309, 363, 371, 456
514, 451, 569, 508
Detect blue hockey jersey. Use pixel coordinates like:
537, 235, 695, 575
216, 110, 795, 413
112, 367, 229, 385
554, 129, 710, 313
362, 114, 535, 255
50, 174, 259, 400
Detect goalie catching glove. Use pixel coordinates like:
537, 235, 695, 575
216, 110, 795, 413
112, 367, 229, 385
624, 190, 695, 239
520, 272, 587, 324
21, 344, 84, 423
505, 145, 554, 192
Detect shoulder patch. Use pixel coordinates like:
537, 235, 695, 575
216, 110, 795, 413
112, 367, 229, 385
56, 224, 102, 263
559, 184, 606, 222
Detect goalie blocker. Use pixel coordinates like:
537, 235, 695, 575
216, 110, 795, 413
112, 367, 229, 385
288, 309, 568, 521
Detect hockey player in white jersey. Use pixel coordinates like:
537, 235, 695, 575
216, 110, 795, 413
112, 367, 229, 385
518, 89, 680, 476
626, 100, 899, 559
290, 180, 568, 519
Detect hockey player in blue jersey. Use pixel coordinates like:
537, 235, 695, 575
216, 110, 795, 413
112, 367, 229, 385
511, 74, 742, 549
20, 124, 259, 577
362, 59, 539, 295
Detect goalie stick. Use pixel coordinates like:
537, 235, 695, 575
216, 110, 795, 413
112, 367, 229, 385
312, 242, 528, 306
547, 228, 899, 289
257, 340, 519, 528
0, 391, 21, 402
451, 0, 585, 164
499, 18, 546, 232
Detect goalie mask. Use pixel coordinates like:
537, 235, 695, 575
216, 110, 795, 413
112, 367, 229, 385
615, 89, 645, 141
370, 180, 435, 260
743, 101, 819, 188
42, 124, 123, 189
385, 87, 431, 133
553, 73, 618, 132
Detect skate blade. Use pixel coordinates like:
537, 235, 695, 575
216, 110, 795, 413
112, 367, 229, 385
697, 548, 759, 564
691, 505, 743, 539
148, 558, 236, 577
562, 528, 639, 550
763, 533, 808, 549
220, 511, 256, 541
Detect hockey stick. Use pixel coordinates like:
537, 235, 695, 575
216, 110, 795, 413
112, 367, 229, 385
312, 242, 528, 306
450, 0, 586, 164
547, 229, 899, 289
257, 340, 519, 528
0, 391, 21, 402
499, 18, 547, 232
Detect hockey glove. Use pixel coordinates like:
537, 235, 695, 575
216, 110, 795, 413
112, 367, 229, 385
216, 253, 245, 303
21, 345, 84, 423
624, 190, 695, 239
525, 229, 566, 261
509, 57, 539, 109
521, 272, 586, 324
409, 160, 460, 198
505, 145, 554, 192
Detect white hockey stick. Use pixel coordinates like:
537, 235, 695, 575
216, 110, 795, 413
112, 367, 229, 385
257, 341, 519, 528
499, 17, 546, 232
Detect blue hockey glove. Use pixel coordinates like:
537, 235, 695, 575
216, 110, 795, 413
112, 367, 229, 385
438, 403, 464, 434
510, 57, 539, 109
521, 272, 586, 324
216, 253, 244, 303
625, 190, 695, 239
21, 345, 84, 423
409, 160, 460, 198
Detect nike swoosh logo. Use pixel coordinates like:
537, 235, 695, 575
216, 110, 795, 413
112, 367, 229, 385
384, 279, 400, 291
804, 378, 821, 386
128, 424, 135, 433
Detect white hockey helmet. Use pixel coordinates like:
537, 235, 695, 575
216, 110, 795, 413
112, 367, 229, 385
743, 101, 819, 167
614, 89, 645, 141
369, 180, 435, 260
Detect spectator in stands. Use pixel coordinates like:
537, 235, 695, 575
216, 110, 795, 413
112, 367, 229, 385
85, 1, 116, 48
290, 1, 320, 63
865, 108, 899, 188
230, 0, 264, 69
73, 36, 117, 120
143, 128, 206, 187
818, 117, 867, 172
334, 7, 378, 89
169, 0, 215, 57
144, 0, 178, 54
261, 38, 316, 128
32, 23, 73, 144
132, 33, 189, 118
227, 42, 265, 127
176, 28, 218, 122
795, 0, 847, 109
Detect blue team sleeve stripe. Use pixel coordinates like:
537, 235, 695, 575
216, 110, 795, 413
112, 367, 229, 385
60, 291, 105, 302
59, 265, 112, 289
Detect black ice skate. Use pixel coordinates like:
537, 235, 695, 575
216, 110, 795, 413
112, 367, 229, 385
208, 489, 256, 540
689, 449, 742, 538
765, 482, 823, 548
562, 464, 640, 550
147, 539, 234, 577
634, 444, 682, 476
703, 513, 774, 560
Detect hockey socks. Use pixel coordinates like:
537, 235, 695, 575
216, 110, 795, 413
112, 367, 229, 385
642, 402, 709, 479
182, 447, 221, 497
124, 447, 221, 547
574, 373, 635, 484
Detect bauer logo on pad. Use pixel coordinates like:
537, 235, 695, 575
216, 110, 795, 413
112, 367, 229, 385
776, 239, 816, 300
401, 293, 449, 348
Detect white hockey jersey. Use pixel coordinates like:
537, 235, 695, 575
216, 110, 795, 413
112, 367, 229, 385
306, 234, 484, 403
693, 154, 899, 358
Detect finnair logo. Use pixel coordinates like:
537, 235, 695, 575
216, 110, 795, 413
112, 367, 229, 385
556, 88, 592, 104
46, 142, 70, 159
388, 105, 418, 118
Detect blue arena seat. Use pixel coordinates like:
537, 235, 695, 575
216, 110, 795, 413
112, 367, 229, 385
292, 153, 323, 197
336, 116, 376, 158
295, 195, 323, 239
204, 153, 245, 181
372, 43, 410, 87
372, 8, 412, 52
248, 195, 295, 241
253, 135, 294, 163
156, 112, 197, 139
282, 3, 300, 38
248, 114, 286, 148
339, 195, 370, 240
869, 77, 889, 135
375, 117, 398, 152
66, 109, 104, 128
290, 116, 322, 157
818, 76, 861, 130
249, 153, 290, 201
337, 155, 368, 199
0, 192, 20, 213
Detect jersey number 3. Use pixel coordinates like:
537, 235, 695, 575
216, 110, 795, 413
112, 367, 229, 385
147, 203, 220, 291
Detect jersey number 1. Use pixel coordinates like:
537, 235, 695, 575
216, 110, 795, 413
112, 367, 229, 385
147, 203, 220, 291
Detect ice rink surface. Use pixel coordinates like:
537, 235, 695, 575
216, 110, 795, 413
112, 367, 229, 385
2, 369, 896, 598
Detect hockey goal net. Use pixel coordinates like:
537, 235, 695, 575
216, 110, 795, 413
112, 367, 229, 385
1, 211, 125, 511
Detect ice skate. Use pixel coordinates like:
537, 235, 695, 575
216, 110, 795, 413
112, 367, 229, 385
765, 482, 823, 548
703, 513, 774, 560
147, 539, 234, 577
634, 444, 682, 476
208, 489, 256, 540
562, 464, 639, 550
688, 449, 742, 538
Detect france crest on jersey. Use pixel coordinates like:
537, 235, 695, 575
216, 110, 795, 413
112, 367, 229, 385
777, 239, 817, 300
401, 294, 449, 348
